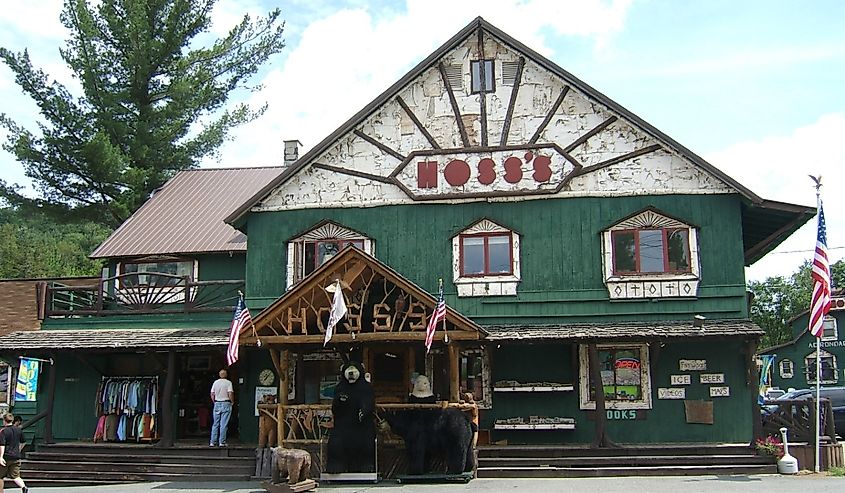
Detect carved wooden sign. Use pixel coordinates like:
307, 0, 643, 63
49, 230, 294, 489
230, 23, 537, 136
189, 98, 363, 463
709, 386, 730, 397
391, 144, 580, 200
658, 387, 686, 399
670, 375, 691, 385
679, 359, 707, 371
699, 373, 725, 384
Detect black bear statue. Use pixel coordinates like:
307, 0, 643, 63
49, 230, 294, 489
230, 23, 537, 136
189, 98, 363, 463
326, 361, 376, 473
385, 375, 474, 475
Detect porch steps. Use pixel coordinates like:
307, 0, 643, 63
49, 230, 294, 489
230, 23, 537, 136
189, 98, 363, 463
10, 443, 255, 487
476, 444, 777, 478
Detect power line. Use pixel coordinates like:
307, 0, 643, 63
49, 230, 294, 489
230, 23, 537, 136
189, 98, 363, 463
766, 246, 845, 255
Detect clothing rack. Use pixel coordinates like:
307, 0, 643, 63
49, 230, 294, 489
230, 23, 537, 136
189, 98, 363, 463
94, 376, 161, 444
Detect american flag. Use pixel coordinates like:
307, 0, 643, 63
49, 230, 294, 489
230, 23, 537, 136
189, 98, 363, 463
425, 281, 446, 353
809, 200, 831, 338
227, 295, 252, 366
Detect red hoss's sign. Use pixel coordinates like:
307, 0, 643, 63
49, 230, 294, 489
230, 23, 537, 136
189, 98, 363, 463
417, 151, 553, 188
393, 145, 579, 200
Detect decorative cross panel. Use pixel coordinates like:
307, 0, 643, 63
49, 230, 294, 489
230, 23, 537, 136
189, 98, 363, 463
242, 247, 485, 345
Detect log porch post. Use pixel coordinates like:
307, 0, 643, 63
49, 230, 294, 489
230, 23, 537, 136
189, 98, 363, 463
449, 343, 460, 402
43, 353, 57, 444
278, 349, 289, 444
157, 351, 177, 447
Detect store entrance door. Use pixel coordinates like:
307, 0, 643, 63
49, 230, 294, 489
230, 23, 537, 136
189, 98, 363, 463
177, 353, 239, 440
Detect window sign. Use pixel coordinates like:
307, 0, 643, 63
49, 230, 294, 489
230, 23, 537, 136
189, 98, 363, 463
658, 388, 685, 399
591, 349, 642, 402
670, 374, 691, 385
709, 386, 730, 397
679, 359, 707, 371
699, 373, 725, 384
579, 344, 652, 410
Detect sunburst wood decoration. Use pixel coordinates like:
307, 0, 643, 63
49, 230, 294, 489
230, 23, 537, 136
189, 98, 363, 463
256, 19, 733, 213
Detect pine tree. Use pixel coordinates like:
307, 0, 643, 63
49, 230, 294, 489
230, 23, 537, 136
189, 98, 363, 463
0, 0, 284, 227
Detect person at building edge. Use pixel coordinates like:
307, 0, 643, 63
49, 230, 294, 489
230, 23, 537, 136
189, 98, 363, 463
0, 413, 28, 493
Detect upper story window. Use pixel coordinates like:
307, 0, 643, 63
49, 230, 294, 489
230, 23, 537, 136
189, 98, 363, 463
779, 359, 794, 379
805, 349, 838, 385
119, 258, 195, 286
611, 228, 691, 275
287, 221, 373, 288
579, 343, 652, 410
460, 233, 512, 277
822, 316, 838, 341
602, 208, 700, 300
471, 59, 494, 93
452, 219, 520, 297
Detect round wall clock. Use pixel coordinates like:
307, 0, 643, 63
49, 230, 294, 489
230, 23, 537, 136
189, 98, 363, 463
259, 369, 276, 386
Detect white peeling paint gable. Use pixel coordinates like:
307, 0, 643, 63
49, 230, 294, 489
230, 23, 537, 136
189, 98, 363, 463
256, 28, 733, 213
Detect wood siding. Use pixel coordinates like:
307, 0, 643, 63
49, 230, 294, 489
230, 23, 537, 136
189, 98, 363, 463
246, 194, 748, 322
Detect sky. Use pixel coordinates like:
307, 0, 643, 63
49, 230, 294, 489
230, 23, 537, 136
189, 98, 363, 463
1, 0, 844, 283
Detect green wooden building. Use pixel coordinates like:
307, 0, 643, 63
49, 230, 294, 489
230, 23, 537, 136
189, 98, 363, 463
2, 18, 815, 451
759, 296, 845, 391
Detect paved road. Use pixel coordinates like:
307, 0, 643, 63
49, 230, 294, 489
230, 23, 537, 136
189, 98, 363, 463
21, 475, 844, 493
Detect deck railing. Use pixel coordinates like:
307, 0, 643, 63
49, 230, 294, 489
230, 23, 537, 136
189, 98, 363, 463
258, 402, 477, 446
760, 397, 837, 443
38, 274, 244, 317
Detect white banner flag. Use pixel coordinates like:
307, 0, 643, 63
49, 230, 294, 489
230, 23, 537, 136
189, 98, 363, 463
324, 280, 347, 347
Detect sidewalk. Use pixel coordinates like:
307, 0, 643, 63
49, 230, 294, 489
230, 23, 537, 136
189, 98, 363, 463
19, 475, 845, 493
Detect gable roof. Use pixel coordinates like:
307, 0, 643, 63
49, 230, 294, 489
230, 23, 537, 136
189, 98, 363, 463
91, 166, 284, 259
242, 245, 486, 346
224, 17, 813, 265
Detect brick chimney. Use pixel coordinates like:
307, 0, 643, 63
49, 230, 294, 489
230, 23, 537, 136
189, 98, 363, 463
284, 140, 302, 167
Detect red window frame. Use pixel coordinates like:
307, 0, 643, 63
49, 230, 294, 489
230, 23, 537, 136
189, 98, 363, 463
611, 228, 691, 275
458, 232, 513, 277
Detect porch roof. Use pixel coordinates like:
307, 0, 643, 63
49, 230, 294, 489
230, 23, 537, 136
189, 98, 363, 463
0, 328, 228, 351
483, 319, 764, 342
244, 246, 487, 345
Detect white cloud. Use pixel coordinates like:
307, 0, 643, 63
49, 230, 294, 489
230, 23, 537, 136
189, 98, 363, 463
706, 113, 845, 281
206, 0, 634, 168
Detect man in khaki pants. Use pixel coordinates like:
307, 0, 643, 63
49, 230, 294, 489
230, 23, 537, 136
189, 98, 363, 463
0, 413, 28, 493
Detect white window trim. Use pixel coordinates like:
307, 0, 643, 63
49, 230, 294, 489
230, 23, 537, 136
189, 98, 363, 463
286, 224, 373, 289
452, 219, 520, 297
805, 349, 838, 385
578, 343, 652, 410
602, 210, 700, 299
779, 359, 794, 379
822, 316, 838, 341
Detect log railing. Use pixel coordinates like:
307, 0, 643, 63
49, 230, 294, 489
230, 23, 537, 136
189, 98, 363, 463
258, 402, 478, 446
761, 397, 838, 444
39, 274, 244, 317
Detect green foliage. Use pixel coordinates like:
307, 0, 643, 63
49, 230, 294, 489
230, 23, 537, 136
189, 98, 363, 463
750, 260, 845, 348
0, 207, 110, 278
0, 0, 284, 227
829, 466, 845, 477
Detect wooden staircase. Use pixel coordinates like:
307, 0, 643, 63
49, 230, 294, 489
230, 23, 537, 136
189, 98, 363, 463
10, 442, 255, 488
477, 443, 777, 478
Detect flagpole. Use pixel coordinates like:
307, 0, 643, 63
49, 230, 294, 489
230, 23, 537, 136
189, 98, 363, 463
813, 180, 822, 473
